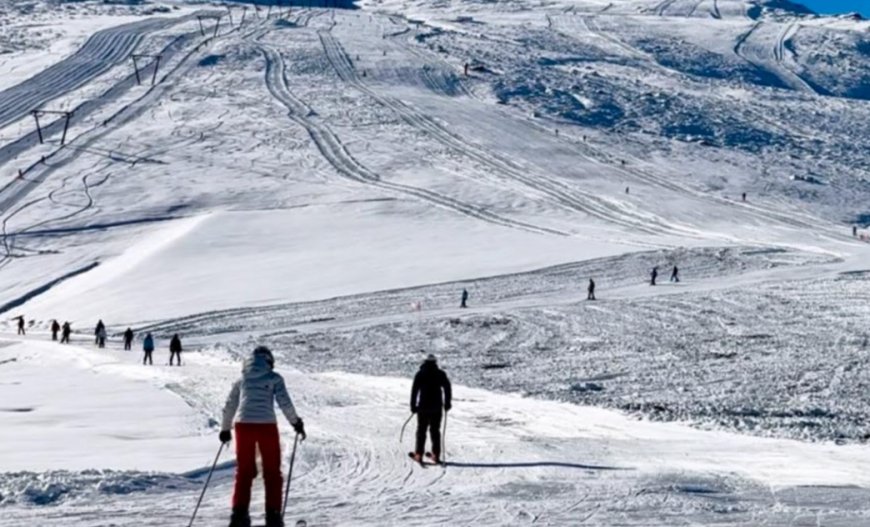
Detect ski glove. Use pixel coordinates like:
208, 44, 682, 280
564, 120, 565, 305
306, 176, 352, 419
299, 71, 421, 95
293, 418, 306, 440
219, 430, 232, 444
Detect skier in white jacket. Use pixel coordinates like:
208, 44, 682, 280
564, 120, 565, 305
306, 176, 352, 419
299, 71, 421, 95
220, 346, 306, 527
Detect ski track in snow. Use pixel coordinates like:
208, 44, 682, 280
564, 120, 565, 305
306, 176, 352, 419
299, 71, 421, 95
0, 14, 226, 214
317, 25, 705, 239
732, 19, 816, 96
257, 42, 561, 236
4, 340, 870, 526
0, 16, 276, 271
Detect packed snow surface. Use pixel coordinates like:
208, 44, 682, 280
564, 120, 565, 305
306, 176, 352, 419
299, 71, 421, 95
1, 0, 870, 524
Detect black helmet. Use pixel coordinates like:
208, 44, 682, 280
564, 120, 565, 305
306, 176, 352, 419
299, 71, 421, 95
253, 346, 275, 369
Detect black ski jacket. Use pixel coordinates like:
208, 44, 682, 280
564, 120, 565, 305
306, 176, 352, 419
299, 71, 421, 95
170, 336, 182, 353
411, 362, 452, 413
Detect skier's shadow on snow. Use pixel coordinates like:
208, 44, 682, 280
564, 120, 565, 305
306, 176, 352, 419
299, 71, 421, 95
444, 461, 630, 471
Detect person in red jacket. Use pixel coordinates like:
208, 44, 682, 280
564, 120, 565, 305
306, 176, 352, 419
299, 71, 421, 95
220, 347, 306, 527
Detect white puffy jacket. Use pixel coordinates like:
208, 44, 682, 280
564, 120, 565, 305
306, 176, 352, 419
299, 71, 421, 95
221, 350, 300, 431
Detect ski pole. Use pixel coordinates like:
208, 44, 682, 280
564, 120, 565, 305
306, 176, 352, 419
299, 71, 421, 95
442, 409, 448, 465
282, 432, 301, 519
399, 412, 413, 443
188, 442, 225, 527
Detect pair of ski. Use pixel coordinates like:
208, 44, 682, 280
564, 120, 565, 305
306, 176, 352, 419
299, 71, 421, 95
408, 452, 444, 468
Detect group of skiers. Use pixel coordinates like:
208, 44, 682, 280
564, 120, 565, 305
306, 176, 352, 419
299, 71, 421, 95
582, 264, 679, 301
217, 348, 452, 527
12, 315, 183, 366
457, 264, 681, 308
93, 320, 183, 366
650, 265, 680, 286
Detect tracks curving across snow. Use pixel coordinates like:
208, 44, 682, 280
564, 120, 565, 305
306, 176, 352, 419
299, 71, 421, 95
0, 11, 220, 131
0, 16, 265, 273
317, 28, 703, 238
257, 43, 564, 237
733, 20, 817, 96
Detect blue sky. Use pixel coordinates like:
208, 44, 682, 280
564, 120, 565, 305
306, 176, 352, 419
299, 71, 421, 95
798, 0, 870, 16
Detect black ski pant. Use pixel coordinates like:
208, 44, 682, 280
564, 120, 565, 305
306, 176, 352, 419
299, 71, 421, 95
170, 351, 181, 366
17, 327, 24, 335
61, 333, 70, 344
98, 337, 106, 348
52, 331, 58, 341
415, 411, 443, 457
587, 291, 595, 300
143, 351, 153, 365
124, 340, 132, 351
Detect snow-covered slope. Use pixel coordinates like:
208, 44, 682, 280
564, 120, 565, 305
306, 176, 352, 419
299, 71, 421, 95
1, 0, 870, 524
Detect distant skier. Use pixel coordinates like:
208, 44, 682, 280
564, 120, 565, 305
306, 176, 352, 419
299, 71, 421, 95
123, 328, 134, 351
51, 320, 60, 341
61, 322, 71, 344
15, 315, 25, 336
463, 62, 469, 76
143, 333, 155, 365
854, 225, 858, 237
625, 186, 630, 195
94, 320, 105, 345
169, 333, 182, 366
650, 266, 658, 286
670, 265, 679, 283
97, 325, 107, 349
410, 354, 452, 465
460, 288, 469, 309
587, 279, 595, 300
220, 346, 306, 527
741, 192, 747, 202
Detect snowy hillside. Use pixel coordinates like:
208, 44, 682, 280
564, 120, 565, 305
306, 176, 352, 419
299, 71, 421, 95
2, 0, 870, 524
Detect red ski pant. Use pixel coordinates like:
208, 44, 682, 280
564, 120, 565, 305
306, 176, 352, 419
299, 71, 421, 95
232, 423, 283, 512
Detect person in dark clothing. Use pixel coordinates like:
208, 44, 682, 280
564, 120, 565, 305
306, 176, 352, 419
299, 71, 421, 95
410, 354, 452, 464
97, 325, 107, 349
16, 315, 25, 335
123, 328, 134, 351
460, 288, 469, 309
650, 267, 658, 286
51, 320, 60, 341
854, 225, 859, 237
741, 192, 747, 202
670, 265, 679, 283
143, 332, 155, 365
587, 279, 596, 300
94, 320, 105, 345
61, 322, 71, 344
170, 334, 182, 366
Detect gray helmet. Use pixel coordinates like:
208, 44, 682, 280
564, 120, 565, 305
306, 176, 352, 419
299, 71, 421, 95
253, 346, 275, 369
424, 353, 437, 363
